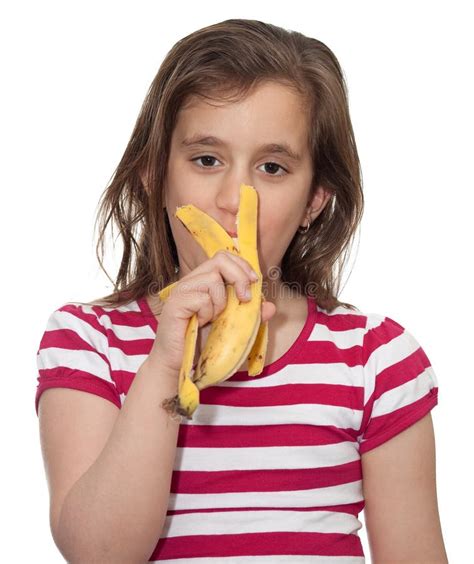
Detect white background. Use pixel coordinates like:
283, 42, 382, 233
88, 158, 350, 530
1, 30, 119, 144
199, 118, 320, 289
1, 0, 471, 561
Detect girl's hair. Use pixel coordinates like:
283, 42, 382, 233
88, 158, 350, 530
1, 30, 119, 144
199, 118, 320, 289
79, 18, 364, 314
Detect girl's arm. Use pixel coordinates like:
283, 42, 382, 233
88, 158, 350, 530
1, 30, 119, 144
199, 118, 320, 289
47, 360, 180, 563
361, 412, 448, 562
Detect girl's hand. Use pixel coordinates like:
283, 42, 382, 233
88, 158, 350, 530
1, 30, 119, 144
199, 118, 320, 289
148, 250, 276, 375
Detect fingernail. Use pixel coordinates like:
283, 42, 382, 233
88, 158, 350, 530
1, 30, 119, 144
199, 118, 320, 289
250, 271, 259, 281
243, 288, 251, 300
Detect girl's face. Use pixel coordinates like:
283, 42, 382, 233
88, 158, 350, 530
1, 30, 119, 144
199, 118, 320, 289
164, 80, 331, 278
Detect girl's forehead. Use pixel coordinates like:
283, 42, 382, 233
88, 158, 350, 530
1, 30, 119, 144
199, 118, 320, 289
173, 85, 309, 151
179, 81, 306, 112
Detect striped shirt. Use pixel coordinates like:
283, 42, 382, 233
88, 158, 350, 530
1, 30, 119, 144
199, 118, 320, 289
35, 295, 439, 562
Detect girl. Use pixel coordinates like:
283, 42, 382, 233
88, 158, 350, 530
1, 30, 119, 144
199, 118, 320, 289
35, 19, 448, 563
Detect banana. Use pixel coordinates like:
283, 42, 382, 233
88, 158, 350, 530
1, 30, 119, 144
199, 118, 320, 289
158, 183, 268, 420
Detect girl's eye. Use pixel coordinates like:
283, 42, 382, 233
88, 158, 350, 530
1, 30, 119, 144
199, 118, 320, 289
259, 162, 287, 176
191, 156, 288, 177
192, 156, 220, 168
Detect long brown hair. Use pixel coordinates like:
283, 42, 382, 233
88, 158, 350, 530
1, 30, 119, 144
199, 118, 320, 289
80, 19, 364, 314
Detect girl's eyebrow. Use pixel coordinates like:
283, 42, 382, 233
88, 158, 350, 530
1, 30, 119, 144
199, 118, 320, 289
180, 134, 302, 163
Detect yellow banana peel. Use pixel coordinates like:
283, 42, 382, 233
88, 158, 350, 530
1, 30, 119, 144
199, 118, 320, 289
158, 183, 268, 420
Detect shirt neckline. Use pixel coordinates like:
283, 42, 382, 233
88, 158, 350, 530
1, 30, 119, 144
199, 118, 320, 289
137, 293, 318, 378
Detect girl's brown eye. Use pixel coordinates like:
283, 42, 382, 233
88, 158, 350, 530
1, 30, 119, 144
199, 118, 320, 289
258, 162, 288, 177
192, 156, 220, 167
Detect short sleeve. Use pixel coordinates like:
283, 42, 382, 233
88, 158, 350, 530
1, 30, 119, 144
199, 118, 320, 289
358, 313, 439, 455
35, 303, 121, 416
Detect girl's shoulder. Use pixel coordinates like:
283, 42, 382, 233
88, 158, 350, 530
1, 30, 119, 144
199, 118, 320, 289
34, 297, 155, 416
311, 299, 435, 373
310, 300, 439, 454
46, 296, 157, 331
313, 299, 412, 337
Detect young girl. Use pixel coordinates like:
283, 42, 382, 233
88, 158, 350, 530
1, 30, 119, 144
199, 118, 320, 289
35, 19, 448, 563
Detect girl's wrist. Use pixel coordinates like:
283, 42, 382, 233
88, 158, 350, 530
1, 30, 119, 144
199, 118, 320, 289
139, 357, 180, 388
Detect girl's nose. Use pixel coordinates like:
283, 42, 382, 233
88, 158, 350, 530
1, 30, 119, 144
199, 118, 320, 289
215, 173, 250, 214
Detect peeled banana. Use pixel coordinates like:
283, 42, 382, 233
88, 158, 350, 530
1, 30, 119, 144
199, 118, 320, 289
159, 183, 268, 420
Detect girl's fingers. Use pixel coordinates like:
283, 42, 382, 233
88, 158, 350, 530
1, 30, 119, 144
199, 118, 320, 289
220, 250, 259, 280
177, 270, 227, 321
177, 251, 257, 304
191, 249, 258, 283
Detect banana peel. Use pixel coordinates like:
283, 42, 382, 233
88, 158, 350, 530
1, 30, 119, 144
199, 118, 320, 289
159, 183, 268, 420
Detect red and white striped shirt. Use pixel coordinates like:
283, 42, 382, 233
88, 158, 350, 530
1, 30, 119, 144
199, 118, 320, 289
35, 295, 439, 562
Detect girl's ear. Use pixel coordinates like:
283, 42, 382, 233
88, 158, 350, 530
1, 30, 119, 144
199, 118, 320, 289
305, 185, 333, 224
